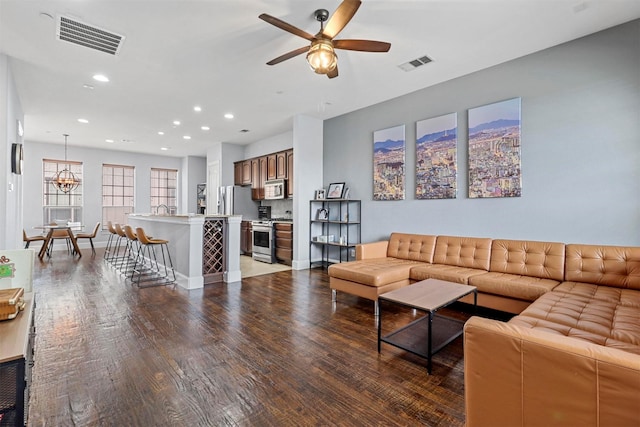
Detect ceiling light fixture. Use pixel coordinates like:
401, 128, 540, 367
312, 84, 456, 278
161, 147, 170, 151
224, 113, 234, 119
307, 39, 337, 74
183, 135, 191, 140
78, 118, 89, 124
194, 106, 202, 112
173, 120, 181, 126
105, 139, 114, 143
158, 131, 165, 135
201, 126, 210, 131
93, 74, 109, 82
52, 134, 80, 193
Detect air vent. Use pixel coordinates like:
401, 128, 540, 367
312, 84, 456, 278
398, 55, 433, 72
57, 15, 125, 55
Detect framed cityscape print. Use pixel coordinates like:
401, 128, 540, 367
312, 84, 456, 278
416, 113, 457, 199
373, 125, 405, 200
468, 97, 522, 198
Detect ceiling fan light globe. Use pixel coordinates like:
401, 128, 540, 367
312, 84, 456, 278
306, 40, 337, 74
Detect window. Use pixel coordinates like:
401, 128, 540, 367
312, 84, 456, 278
150, 168, 177, 214
43, 159, 83, 224
102, 164, 135, 229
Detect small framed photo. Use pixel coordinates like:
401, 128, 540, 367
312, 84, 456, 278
326, 182, 345, 199
317, 208, 329, 220
315, 189, 326, 200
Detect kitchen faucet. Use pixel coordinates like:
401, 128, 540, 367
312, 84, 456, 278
156, 204, 170, 215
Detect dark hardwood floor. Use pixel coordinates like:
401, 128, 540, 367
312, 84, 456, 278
29, 249, 473, 426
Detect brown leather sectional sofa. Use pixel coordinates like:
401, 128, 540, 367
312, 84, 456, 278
328, 233, 640, 426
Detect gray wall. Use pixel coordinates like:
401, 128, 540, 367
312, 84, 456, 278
23, 141, 201, 246
323, 20, 640, 246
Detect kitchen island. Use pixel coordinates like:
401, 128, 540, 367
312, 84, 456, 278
128, 214, 241, 289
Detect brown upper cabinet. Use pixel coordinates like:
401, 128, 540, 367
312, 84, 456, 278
276, 151, 287, 179
267, 154, 277, 181
286, 150, 293, 198
235, 149, 293, 200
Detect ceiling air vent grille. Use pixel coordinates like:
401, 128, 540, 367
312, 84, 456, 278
398, 55, 433, 72
57, 15, 125, 55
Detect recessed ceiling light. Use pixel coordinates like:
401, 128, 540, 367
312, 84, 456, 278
105, 139, 114, 143
93, 74, 109, 82
201, 126, 210, 131
173, 120, 181, 126
78, 118, 89, 124
183, 135, 191, 140
224, 113, 234, 119
161, 147, 170, 151
83, 84, 94, 90
194, 106, 202, 112
158, 131, 165, 135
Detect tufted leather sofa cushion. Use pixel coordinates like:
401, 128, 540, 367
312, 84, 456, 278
386, 233, 437, 263
554, 281, 640, 307
565, 244, 640, 290
327, 258, 421, 287
432, 235, 492, 270
469, 273, 559, 301
489, 239, 565, 280
509, 290, 640, 354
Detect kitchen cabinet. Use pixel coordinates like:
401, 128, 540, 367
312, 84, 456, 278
242, 160, 252, 185
259, 156, 267, 200
267, 154, 277, 180
234, 162, 243, 185
286, 150, 294, 198
240, 220, 252, 254
251, 159, 260, 200
275, 222, 293, 265
276, 151, 287, 179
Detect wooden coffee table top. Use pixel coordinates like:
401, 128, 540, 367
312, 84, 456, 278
379, 278, 476, 312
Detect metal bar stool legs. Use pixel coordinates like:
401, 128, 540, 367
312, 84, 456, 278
134, 227, 176, 287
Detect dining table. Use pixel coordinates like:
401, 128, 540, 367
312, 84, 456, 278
35, 224, 83, 260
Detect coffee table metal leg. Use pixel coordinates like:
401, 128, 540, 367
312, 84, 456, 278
427, 310, 433, 374
377, 303, 382, 353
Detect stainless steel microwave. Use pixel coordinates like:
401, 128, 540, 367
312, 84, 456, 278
264, 179, 286, 200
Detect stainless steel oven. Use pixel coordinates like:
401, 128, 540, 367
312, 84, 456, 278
251, 220, 274, 263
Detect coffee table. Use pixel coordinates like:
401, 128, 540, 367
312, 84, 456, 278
377, 278, 477, 374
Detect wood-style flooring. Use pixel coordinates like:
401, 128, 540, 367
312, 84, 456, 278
28, 249, 478, 426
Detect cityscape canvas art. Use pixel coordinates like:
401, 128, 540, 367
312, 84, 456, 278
416, 113, 457, 199
468, 98, 522, 198
373, 125, 405, 200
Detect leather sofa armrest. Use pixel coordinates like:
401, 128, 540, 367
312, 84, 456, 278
463, 316, 640, 427
356, 240, 389, 260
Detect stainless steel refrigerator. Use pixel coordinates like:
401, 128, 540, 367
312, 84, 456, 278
217, 185, 256, 218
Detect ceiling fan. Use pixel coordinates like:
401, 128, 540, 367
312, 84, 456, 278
259, 0, 391, 79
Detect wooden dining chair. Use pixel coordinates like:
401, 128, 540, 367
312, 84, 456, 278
23, 230, 46, 249
75, 222, 101, 255
48, 223, 72, 255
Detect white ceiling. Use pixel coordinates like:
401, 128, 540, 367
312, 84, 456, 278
1, 0, 639, 158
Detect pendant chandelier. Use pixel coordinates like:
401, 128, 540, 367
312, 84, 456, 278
52, 134, 79, 193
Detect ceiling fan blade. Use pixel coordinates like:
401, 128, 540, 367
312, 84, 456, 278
322, 0, 361, 39
259, 13, 315, 41
266, 46, 310, 66
327, 66, 339, 79
333, 39, 391, 52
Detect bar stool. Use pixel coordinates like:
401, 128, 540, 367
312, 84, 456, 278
134, 227, 176, 287
104, 222, 120, 262
111, 223, 135, 270
122, 225, 142, 275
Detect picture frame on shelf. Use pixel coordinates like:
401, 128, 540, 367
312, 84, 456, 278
326, 182, 345, 199
315, 189, 326, 200
317, 208, 329, 220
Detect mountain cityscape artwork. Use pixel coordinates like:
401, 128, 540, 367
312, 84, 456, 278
373, 125, 405, 201
468, 98, 522, 198
416, 113, 458, 199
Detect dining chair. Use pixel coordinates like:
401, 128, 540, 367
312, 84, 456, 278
75, 222, 100, 255
23, 229, 46, 249
48, 223, 72, 255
